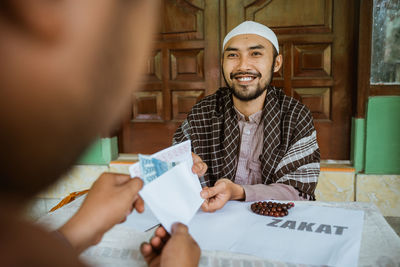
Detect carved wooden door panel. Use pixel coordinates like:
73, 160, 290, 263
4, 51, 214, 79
222, 0, 358, 159
120, 0, 357, 160
119, 0, 220, 154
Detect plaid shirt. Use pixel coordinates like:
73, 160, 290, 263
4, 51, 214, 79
173, 86, 320, 200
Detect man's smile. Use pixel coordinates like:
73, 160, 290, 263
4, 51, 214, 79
231, 72, 261, 84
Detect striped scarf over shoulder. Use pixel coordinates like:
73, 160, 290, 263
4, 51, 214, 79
173, 86, 320, 200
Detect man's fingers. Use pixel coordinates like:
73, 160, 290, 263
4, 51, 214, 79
154, 226, 170, 244
140, 243, 158, 264
191, 153, 208, 176
192, 162, 207, 175
191, 152, 202, 163
201, 200, 219, 212
113, 173, 131, 185
200, 182, 225, 199
123, 177, 143, 197
140, 242, 152, 256
200, 187, 213, 199
201, 201, 211, 212
155, 226, 168, 238
150, 235, 164, 251
134, 196, 144, 213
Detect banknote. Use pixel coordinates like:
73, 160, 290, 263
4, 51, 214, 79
139, 154, 157, 184
139, 154, 178, 185
152, 158, 177, 177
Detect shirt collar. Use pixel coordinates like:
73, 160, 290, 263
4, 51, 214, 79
233, 106, 263, 124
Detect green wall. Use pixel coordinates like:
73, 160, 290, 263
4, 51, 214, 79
77, 137, 118, 165
364, 96, 400, 174
351, 117, 365, 173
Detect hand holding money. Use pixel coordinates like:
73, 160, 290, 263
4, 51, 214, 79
139, 152, 207, 185
129, 141, 208, 232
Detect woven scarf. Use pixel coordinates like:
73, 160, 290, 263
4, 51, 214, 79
173, 86, 320, 200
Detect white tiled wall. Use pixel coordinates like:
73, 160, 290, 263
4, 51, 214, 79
25, 164, 400, 220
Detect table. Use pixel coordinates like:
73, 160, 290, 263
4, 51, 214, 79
37, 198, 400, 267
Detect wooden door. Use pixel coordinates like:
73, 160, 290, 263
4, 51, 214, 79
119, 0, 220, 154
120, 0, 358, 160
221, 0, 358, 159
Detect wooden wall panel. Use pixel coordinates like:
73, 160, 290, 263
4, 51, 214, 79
160, 0, 204, 40
246, 0, 331, 33
172, 90, 204, 120
170, 49, 204, 81
294, 88, 330, 120
293, 44, 331, 78
132, 91, 163, 121
225, 0, 333, 34
147, 51, 162, 81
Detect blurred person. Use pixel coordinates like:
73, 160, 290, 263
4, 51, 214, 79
0, 0, 201, 266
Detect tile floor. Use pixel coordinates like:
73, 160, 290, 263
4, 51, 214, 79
385, 217, 400, 237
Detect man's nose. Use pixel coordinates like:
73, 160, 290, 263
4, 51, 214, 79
237, 55, 251, 71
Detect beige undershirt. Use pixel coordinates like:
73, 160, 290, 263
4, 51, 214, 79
233, 107, 305, 201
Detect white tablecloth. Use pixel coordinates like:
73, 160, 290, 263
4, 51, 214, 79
37, 199, 400, 267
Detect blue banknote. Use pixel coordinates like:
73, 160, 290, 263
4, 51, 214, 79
139, 154, 178, 185
139, 154, 157, 184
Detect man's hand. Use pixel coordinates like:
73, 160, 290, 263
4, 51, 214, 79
200, 178, 245, 212
59, 173, 144, 252
140, 223, 200, 267
191, 152, 207, 177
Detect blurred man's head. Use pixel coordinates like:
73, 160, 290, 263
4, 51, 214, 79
221, 21, 282, 102
0, 0, 158, 198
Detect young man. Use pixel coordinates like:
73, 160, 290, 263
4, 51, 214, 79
0, 1, 201, 266
174, 21, 320, 212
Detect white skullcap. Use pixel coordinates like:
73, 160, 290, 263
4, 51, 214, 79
222, 21, 279, 53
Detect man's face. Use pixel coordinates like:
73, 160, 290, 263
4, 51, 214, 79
222, 34, 278, 101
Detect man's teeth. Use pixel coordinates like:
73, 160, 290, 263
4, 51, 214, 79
237, 77, 253, 81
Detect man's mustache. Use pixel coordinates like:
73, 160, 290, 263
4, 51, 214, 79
230, 71, 261, 79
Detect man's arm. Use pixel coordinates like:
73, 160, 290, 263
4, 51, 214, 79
199, 179, 306, 212
241, 183, 307, 201
200, 118, 320, 211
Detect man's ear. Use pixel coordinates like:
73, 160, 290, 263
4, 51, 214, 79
273, 54, 283, 73
3, 0, 64, 42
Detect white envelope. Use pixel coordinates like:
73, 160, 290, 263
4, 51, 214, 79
128, 140, 204, 232
139, 161, 203, 232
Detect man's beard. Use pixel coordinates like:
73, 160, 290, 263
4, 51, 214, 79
223, 65, 274, 102
230, 81, 268, 101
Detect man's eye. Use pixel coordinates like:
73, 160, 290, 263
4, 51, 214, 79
227, 53, 238, 58
252, 51, 262, 56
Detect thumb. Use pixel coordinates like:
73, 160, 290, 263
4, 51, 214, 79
200, 182, 226, 198
171, 223, 188, 235
123, 177, 143, 197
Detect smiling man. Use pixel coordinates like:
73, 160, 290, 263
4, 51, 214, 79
174, 21, 320, 212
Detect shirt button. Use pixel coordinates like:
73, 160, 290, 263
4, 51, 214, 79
244, 129, 251, 135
